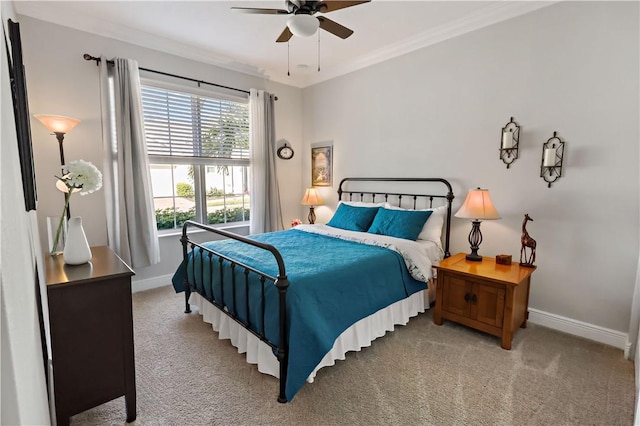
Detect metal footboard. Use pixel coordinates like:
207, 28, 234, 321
180, 220, 290, 402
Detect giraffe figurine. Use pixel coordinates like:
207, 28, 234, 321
520, 214, 537, 267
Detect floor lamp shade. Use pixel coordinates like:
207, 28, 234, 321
33, 114, 81, 167
455, 188, 501, 261
34, 114, 80, 134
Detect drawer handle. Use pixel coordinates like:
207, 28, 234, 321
464, 293, 471, 302
471, 294, 478, 304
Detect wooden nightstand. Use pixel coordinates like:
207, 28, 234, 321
44, 246, 136, 425
433, 252, 536, 350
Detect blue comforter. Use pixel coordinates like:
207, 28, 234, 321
172, 229, 426, 401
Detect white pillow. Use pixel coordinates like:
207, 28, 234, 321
340, 200, 386, 208
384, 203, 447, 244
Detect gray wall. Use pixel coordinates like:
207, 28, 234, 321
301, 1, 639, 333
19, 16, 304, 283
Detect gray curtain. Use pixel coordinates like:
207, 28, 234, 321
99, 57, 160, 267
249, 89, 282, 234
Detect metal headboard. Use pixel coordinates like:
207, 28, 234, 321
337, 177, 455, 258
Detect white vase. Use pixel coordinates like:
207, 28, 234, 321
63, 217, 92, 265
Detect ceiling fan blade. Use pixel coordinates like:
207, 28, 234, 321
318, 1, 371, 13
317, 16, 354, 39
230, 7, 290, 15
276, 27, 293, 43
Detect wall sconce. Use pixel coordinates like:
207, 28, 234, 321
499, 117, 520, 169
455, 188, 501, 262
540, 131, 565, 188
34, 114, 81, 218
301, 187, 323, 224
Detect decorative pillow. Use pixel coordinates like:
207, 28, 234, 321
367, 208, 433, 241
326, 203, 380, 232
385, 204, 447, 243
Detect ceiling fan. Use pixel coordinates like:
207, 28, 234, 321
231, 1, 371, 43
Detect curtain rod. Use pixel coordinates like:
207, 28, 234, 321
83, 54, 277, 101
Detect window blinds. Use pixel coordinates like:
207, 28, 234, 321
141, 85, 250, 166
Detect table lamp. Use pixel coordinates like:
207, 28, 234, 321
455, 188, 501, 261
34, 114, 81, 169
301, 188, 323, 224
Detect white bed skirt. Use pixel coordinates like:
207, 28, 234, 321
189, 289, 429, 383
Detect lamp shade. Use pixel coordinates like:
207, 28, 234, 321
287, 14, 319, 37
455, 188, 501, 220
301, 187, 323, 206
34, 114, 81, 134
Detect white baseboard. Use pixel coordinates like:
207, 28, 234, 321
132, 274, 173, 293
528, 308, 627, 350
625, 341, 634, 359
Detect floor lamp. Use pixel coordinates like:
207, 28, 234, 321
34, 114, 81, 218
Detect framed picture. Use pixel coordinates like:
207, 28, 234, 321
311, 142, 333, 187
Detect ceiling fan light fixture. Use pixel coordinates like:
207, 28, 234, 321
287, 14, 319, 37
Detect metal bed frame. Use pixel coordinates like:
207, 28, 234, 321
180, 177, 454, 402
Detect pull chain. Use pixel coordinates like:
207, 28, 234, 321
287, 41, 290, 76
317, 31, 321, 72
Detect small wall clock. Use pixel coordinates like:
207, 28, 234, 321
277, 143, 294, 160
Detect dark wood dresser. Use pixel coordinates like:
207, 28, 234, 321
44, 246, 136, 425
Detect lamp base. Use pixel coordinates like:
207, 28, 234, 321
465, 252, 483, 262
466, 220, 483, 262
307, 206, 316, 225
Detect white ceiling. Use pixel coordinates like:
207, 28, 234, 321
14, 1, 554, 88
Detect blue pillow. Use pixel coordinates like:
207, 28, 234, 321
326, 203, 380, 232
368, 208, 433, 241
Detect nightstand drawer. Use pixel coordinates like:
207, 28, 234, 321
472, 280, 505, 328
441, 275, 471, 317
441, 274, 505, 332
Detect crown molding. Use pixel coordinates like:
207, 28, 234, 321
301, 1, 557, 87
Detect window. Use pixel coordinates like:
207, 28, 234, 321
141, 83, 250, 231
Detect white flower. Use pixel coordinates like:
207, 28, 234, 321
51, 160, 103, 254
59, 160, 103, 195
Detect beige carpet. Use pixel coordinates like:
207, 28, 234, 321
71, 285, 635, 426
